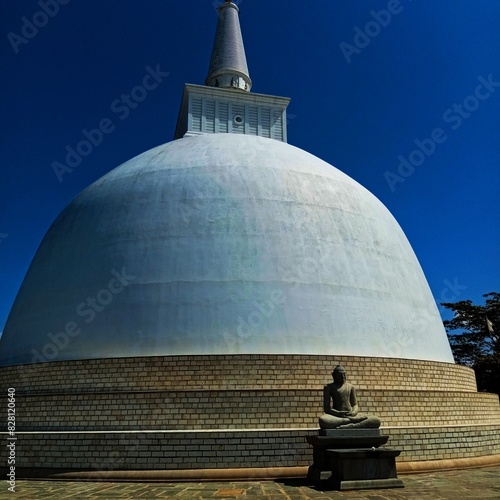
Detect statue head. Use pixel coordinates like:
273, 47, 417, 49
332, 365, 347, 385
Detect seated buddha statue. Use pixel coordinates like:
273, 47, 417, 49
319, 365, 381, 429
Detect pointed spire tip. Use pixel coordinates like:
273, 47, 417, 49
206, 0, 252, 92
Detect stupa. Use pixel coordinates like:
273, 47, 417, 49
0, 1, 499, 480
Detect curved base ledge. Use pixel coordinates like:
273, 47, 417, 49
8, 455, 500, 482
397, 454, 500, 474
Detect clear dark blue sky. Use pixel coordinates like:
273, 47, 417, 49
1, 0, 499, 334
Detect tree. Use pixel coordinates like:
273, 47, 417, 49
441, 292, 499, 395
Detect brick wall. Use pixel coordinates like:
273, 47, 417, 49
1, 354, 498, 474
387, 425, 500, 462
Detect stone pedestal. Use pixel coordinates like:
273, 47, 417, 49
306, 429, 388, 483
327, 448, 404, 490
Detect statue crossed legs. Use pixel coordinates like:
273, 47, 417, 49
319, 365, 380, 429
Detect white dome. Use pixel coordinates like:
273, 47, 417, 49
0, 134, 454, 364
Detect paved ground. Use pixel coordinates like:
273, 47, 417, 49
5, 466, 500, 499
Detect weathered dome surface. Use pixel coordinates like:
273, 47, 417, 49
0, 134, 454, 365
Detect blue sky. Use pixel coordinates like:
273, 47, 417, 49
1, 0, 499, 334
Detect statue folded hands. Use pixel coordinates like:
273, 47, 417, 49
319, 365, 381, 429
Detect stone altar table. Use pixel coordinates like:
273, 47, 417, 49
326, 447, 403, 490
306, 429, 389, 482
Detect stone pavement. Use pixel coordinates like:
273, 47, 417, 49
6, 466, 500, 499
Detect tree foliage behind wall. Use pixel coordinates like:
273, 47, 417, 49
441, 292, 499, 395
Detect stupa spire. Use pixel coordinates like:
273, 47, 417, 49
205, 0, 252, 92
174, 0, 289, 141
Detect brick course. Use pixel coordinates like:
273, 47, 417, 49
4, 425, 500, 471
3, 389, 499, 431
0, 354, 477, 393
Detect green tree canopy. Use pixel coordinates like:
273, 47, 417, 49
441, 292, 499, 395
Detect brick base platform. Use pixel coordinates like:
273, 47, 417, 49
1, 355, 499, 477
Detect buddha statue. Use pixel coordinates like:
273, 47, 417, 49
319, 365, 381, 429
